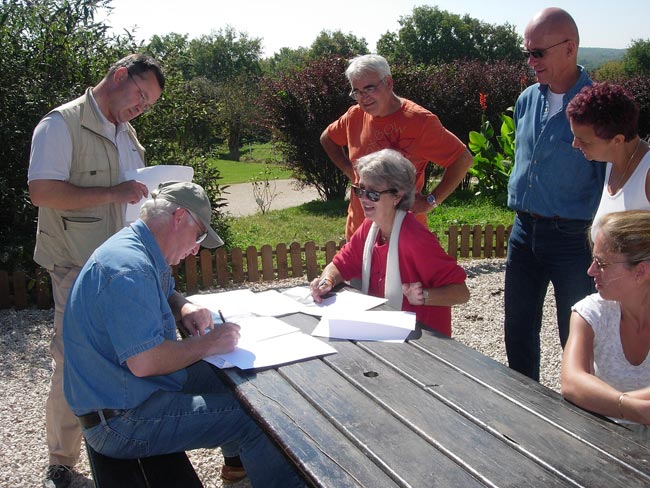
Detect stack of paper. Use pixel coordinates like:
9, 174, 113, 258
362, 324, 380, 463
188, 291, 336, 370
281, 287, 388, 316
202, 316, 336, 370
312, 310, 416, 342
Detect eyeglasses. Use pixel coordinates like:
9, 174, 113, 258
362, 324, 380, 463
351, 184, 396, 202
521, 39, 570, 59
128, 74, 152, 113
349, 78, 385, 100
185, 209, 208, 244
591, 256, 629, 271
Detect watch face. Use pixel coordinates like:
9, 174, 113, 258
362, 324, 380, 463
427, 194, 436, 205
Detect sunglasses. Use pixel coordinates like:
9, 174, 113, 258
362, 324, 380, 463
351, 184, 396, 202
521, 39, 570, 59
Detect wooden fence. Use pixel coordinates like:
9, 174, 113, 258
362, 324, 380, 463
0, 224, 511, 310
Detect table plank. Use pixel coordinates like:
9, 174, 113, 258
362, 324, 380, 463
222, 367, 401, 487
216, 302, 649, 488
409, 331, 650, 460
358, 334, 650, 486
301, 341, 569, 487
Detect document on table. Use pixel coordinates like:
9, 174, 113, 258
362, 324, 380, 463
187, 289, 302, 319
203, 316, 337, 370
312, 310, 416, 342
124, 165, 194, 224
281, 287, 388, 316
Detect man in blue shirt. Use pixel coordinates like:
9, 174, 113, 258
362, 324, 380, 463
63, 181, 304, 488
505, 8, 605, 381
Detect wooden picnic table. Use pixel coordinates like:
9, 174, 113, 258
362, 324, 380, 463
217, 292, 650, 487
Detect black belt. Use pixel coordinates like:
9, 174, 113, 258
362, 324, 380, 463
517, 211, 569, 221
77, 409, 123, 429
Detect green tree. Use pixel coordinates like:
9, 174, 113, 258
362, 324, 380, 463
377, 5, 521, 65
262, 46, 310, 76
186, 27, 263, 160
309, 30, 369, 59
0, 0, 125, 271
624, 38, 650, 76
594, 60, 627, 81
260, 57, 351, 200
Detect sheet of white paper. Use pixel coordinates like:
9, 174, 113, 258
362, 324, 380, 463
312, 310, 416, 342
248, 290, 302, 317
187, 290, 257, 321
281, 287, 388, 316
234, 316, 299, 343
187, 289, 301, 319
124, 165, 194, 224
204, 332, 337, 369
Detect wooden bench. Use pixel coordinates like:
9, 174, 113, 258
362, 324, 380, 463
85, 442, 203, 488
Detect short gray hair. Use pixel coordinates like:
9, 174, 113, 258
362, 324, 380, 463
139, 197, 177, 225
345, 54, 391, 83
356, 149, 415, 210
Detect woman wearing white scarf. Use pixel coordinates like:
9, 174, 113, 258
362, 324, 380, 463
310, 149, 469, 336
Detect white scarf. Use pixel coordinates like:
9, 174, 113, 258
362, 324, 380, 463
361, 209, 406, 310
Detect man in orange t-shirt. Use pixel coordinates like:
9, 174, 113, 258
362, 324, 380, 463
321, 54, 473, 240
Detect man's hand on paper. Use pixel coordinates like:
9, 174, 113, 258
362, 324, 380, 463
180, 301, 214, 336
112, 179, 149, 204
204, 322, 241, 355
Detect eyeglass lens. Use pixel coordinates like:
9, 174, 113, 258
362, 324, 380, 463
521, 39, 569, 59
186, 210, 208, 244
351, 185, 394, 202
128, 74, 152, 112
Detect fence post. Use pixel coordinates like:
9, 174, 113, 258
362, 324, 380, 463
0, 271, 10, 308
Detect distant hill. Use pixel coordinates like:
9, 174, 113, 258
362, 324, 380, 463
578, 47, 626, 72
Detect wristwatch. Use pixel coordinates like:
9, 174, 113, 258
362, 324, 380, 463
426, 193, 438, 208
422, 289, 429, 303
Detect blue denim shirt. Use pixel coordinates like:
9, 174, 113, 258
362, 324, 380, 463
63, 219, 186, 415
507, 67, 605, 220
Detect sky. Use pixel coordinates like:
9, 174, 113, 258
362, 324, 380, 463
100, 0, 648, 57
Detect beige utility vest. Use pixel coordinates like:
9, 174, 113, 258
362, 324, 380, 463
33, 88, 145, 269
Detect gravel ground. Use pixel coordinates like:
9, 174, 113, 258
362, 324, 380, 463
0, 257, 563, 487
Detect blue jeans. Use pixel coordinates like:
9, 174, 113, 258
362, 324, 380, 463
83, 362, 305, 488
504, 212, 594, 381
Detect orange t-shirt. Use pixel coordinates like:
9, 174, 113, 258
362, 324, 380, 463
326, 98, 466, 239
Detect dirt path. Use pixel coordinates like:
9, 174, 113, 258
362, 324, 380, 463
221, 179, 322, 216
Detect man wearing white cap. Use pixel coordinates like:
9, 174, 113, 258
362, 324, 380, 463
62, 181, 305, 488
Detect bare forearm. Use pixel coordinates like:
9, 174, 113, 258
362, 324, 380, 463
320, 130, 355, 180
126, 338, 212, 377
431, 150, 473, 204
29, 179, 148, 210
424, 283, 470, 306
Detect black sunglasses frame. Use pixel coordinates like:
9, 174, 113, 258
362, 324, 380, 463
521, 39, 570, 59
351, 184, 396, 202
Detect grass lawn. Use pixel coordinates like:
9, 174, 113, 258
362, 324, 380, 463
229, 190, 514, 250
211, 142, 293, 185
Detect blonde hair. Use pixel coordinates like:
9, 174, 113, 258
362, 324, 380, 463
597, 210, 650, 264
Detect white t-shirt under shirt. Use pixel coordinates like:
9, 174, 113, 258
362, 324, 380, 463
590, 151, 650, 241
28, 90, 144, 184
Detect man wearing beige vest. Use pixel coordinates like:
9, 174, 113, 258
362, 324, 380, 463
28, 53, 164, 488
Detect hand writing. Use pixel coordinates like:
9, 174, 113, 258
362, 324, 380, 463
310, 276, 333, 303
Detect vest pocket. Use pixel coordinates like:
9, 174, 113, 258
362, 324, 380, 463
60, 216, 107, 266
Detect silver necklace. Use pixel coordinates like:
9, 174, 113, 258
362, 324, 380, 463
610, 139, 642, 192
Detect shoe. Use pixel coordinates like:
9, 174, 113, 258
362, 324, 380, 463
220, 464, 247, 483
43, 465, 72, 488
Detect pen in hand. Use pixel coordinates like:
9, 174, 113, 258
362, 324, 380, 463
218, 309, 226, 324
